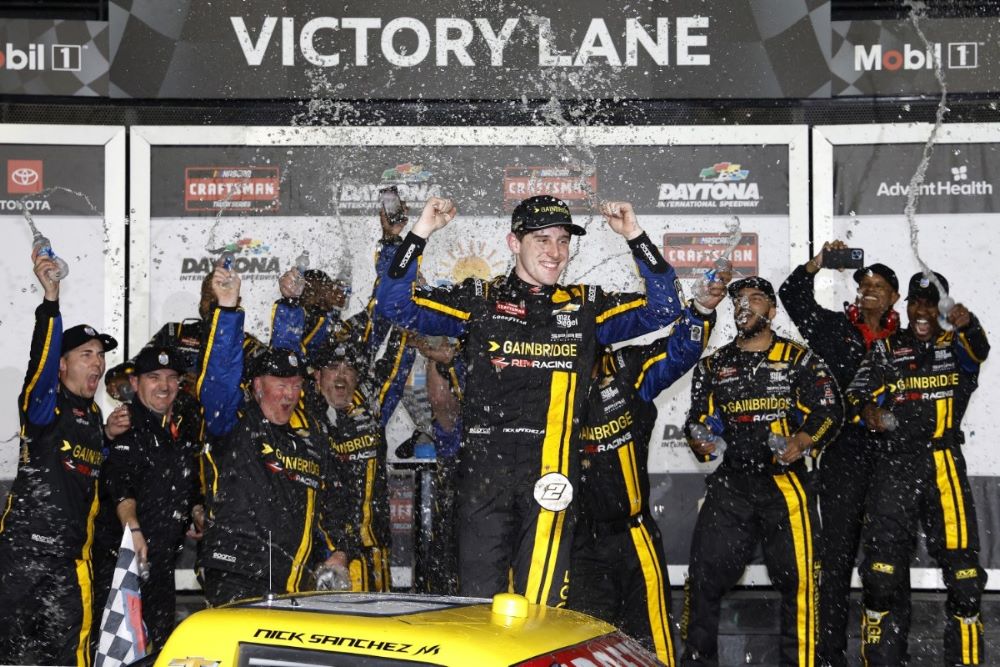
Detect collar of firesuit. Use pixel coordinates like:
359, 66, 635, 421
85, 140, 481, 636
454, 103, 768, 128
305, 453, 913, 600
845, 302, 899, 350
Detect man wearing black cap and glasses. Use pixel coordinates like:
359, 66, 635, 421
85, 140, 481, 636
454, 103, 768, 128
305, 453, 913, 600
91, 346, 202, 650
197, 266, 330, 606
0, 250, 127, 666
846, 271, 989, 666
376, 194, 681, 607
683, 276, 842, 667
779, 240, 902, 666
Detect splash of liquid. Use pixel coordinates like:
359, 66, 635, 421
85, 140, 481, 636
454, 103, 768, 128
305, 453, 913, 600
901, 0, 953, 328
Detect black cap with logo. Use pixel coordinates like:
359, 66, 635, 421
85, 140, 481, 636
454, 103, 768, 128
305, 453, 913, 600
906, 271, 950, 303
311, 339, 365, 372
133, 346, 186, 375
247, 346, 304, 378
853, 263, 899, 293
61, 324, 118, 356
510, 195, 586, 236
727, 276, 776, 303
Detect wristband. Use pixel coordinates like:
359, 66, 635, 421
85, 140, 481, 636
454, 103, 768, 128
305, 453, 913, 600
627, 232, 668, 273
388, 232, 426, 278
130, 527, 142, 533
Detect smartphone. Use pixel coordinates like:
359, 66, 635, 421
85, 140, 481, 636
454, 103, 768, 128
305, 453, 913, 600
378, 186, 406, 225
824, 247, 864, 269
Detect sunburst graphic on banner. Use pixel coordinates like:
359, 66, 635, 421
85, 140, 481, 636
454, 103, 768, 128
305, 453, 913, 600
445, 240, 501, 283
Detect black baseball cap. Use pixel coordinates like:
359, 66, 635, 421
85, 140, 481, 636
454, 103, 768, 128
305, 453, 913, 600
247, 346, 304, 378
511, 196, 586, 236
61, 324, 118, 356
728, 276, 776, 303
103, 361, 134, 386
311, 339, 365, 372
853, 263, 899, 292
906, 271, 949, 303
133, 346, 186, 376
303, 269, 333, 286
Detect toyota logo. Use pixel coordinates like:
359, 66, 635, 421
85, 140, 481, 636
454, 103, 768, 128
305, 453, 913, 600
11, 167, 38, 186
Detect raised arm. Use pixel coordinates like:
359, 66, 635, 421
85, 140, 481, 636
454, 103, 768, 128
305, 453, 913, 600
196, 268, 246, 437
593, 202, 682, 345
19, 251, 64, 426
624, 303, 717, 403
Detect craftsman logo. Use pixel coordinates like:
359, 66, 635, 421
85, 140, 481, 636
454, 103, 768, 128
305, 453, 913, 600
495, 301, 526, 318
663, 232, 758, 279
503, 166, 597, 212
854, 42, 977, 71
658, 163, 760, 209
185, 166, 280, 212
7, 160, 42, 193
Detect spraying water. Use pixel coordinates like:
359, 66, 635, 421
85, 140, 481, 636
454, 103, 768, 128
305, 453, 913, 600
693, 217, 743, 302
901, 0, 954, 330
23, 208, 70, 280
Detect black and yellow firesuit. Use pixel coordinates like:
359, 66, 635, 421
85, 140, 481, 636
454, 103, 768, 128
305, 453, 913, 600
846, 320, 990, 666
779, 262, 903, 666
0, 301, 111, 666
272, 295, 416, 593
198, 306, 329, 605
375, 230, 681, 606
570, 303, 715, 665
682, 336, 841, 667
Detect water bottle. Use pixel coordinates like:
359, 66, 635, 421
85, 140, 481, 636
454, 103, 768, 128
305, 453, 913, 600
316, 564, 351, 591
137, 559, 150, 582
294, 250, 310, 274
691, 423, 727, 461
937, 295, 955, 332
768, 433, 788, 463
693, 257, 732, 302
880, 411, 898, 432
27, 212, 70, 280
216, 251, 236, 286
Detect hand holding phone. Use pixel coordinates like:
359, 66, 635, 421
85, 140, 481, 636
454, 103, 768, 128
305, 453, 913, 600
824, 247, 864, 269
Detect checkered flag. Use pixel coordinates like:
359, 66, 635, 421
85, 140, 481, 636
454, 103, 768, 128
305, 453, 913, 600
95, 527, 148, 666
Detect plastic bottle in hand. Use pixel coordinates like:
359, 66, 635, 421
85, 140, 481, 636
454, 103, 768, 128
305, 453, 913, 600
937, 295, 955, 332
216, 251, 236, 286
315, 564, 351, 591
294, 250, 310, 274
880, 410, 898, 432
768, 433, 788, 464
691, 423, 727, 461
693, 257, 732, 302
29, 222, 70, 280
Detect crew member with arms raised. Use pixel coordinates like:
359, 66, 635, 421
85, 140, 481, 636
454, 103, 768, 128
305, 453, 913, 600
0, 249, 128, 666
847, 271, 989, 666
376, 194, 681, 606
